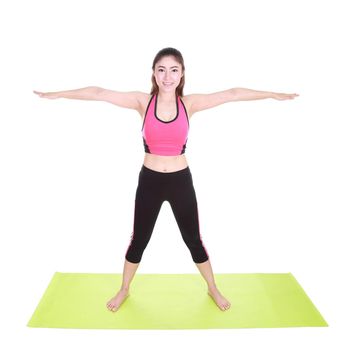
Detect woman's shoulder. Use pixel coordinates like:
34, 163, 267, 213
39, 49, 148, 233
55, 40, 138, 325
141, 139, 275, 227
180, 94, 192, 109
136, 92, 153, 119
180, 94, 195, 119
136, 91, 153, 104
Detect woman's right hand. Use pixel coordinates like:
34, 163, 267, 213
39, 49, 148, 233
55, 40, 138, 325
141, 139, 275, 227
33, 90, 59, 99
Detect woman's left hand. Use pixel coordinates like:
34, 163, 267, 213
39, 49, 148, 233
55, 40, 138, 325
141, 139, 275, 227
272, 92, 299, 100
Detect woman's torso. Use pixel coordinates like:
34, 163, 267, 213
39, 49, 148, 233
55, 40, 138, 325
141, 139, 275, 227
137, 93, 193, 173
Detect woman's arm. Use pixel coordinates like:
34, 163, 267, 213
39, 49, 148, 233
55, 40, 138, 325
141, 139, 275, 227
230, 88, 299, 101
33, 87, 143, 111
33, 86, 101, 100
185, 88, 299, 115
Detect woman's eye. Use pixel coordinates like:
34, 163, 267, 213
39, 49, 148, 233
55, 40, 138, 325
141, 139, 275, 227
158, 69, 178, 72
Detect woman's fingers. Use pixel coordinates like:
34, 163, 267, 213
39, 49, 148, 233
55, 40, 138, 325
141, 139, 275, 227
33, 90, 45, 97
33, 90, 58, 99
274, 92, 299, 100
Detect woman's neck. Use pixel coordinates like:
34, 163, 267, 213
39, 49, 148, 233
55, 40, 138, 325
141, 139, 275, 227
157, 90, 176, 103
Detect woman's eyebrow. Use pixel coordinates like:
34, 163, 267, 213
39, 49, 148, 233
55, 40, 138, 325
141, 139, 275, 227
157, 65, 179, 69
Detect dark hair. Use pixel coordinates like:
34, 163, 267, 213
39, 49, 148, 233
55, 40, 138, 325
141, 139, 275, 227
150, 47, 185, 97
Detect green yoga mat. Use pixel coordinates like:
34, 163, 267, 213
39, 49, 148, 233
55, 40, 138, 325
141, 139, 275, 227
27, 272, 327, 329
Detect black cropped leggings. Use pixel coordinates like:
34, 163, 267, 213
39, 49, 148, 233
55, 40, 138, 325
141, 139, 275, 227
125, 165, 209, 264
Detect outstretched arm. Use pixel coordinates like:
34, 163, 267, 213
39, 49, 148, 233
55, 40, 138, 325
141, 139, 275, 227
33, 86, 102, 100
33, 86, 143, 111
230, 88, 299, 101
186, 88, 299, 115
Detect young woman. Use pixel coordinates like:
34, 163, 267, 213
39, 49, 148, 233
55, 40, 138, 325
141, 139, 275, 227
34, 47, 298, 312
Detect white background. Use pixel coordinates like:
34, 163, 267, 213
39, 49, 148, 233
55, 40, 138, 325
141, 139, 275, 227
1, 0, 344, 348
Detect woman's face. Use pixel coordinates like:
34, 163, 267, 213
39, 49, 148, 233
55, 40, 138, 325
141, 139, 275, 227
153, 55, 183, 92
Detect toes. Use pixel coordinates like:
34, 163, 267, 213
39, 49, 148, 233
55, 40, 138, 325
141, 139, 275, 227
107, 301, 116, 310
221, 300, 231, 311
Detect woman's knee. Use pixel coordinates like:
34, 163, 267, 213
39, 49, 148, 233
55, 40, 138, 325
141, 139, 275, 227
125, 244, 144, 263
183, 238, 209, 262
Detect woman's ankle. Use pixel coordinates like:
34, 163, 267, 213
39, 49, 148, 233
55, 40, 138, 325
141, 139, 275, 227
208, 284, 218, 292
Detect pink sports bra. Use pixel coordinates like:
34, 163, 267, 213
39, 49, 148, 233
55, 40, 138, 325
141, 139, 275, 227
142, 93, 189, 156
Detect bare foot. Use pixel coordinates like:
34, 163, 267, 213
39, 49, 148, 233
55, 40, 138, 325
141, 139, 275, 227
208, 287, 231, 311
106, 289, 129, 312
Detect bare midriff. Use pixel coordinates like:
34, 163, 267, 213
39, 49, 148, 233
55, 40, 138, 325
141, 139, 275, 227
143, 153, 189, 173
